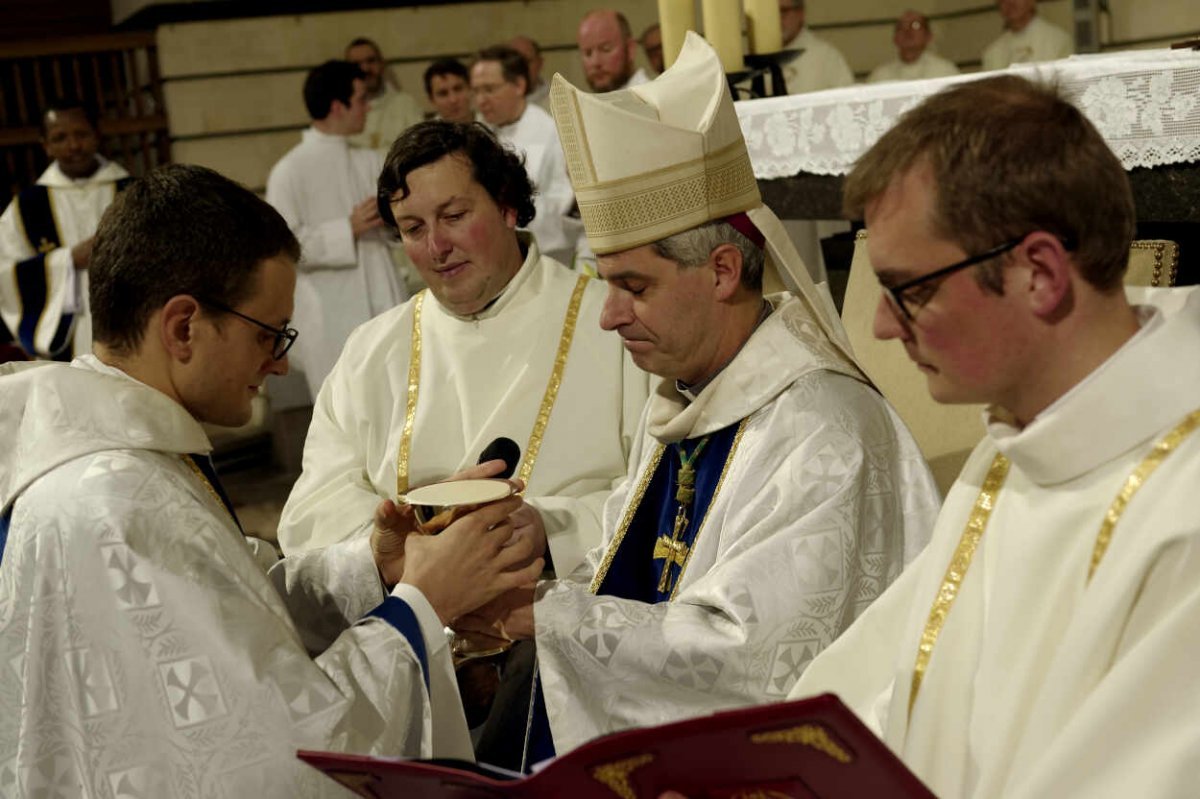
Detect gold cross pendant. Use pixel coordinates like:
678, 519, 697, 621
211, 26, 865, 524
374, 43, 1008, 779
654, 507, 690, 593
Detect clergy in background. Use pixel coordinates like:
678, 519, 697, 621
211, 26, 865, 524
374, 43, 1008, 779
774, 1, 855, 285
981, 0, 1073, 71
266, 60, 410, 400
344, 36, 426, 153
0, 98, 130, 360
778, 0, 854, 94
789, 75, 1200, 798
465, 34, 941, 760
471, 46, 580, 267
278, 119, 649, 588
0, 164, 543, 797
507, 35, 551, 110
867, 10, 959, 84
577, 9, 651, 92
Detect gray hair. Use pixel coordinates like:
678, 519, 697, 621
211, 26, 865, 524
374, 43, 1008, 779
649, 221, 765, 290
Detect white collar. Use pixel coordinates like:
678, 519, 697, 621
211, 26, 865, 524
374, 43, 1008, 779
988, 287, 1200, 485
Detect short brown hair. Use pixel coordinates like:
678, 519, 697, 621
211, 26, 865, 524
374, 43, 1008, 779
91, 165, 299, 354
844, 75, 1135, 292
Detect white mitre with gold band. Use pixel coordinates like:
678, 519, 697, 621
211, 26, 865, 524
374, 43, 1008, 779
549, 31, 862, 377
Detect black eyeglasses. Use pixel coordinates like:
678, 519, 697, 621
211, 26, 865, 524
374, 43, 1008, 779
195, 296, 297, 360
880, 237, 1025, 322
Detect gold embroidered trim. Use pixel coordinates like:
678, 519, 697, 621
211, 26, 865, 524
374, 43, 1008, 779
1088, 408, 1200, 582
516, 274, 590, 486
395, 275, 588, 496
909, 452, 1010, 722
670, 417, 751, 599
577, 148, 759, 252
749, 724, 854, 763
590, 753, 654, 799
395, 291, 426, 496
1129, 239, 1180, 287
180, 455, 237, 528
589, 445, 666, 593
554, 87, 597, 188
578, 138, 750, 194
587, 418, 750, 597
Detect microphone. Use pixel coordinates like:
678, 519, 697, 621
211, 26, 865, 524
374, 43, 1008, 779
477, 437, 521, 480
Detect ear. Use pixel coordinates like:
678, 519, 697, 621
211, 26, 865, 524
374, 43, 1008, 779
501, 204, 518, 230
159, 295, 202, 363
709, 243, 745, 302
1019, 232, 1073, 319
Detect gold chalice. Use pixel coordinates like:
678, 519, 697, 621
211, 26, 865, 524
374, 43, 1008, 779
399, 478, 519, 665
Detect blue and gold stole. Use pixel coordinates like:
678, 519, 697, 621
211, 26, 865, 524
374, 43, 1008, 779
523, 417, 748, 768
3, 177, 133, 359
593, 417, 748, 602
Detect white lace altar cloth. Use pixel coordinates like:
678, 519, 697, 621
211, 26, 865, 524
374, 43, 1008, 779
737, 48, 1200, 179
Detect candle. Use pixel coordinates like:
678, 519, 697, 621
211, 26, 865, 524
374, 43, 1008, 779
701, 0, 744, 72
744, 0, 782, 53
657, 0, 697, 70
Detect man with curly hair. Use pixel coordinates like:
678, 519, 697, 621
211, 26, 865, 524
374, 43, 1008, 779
279, 120, 649, 598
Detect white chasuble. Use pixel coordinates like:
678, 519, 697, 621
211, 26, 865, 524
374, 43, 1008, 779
266, 127, 409, 398
0, 356, 471, 799
534, 294, 941, 753
0, 159, 129, 358
791, 287, 1200, 799
278, 242, 651, 577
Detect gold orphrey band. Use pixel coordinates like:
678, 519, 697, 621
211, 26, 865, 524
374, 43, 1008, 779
395, 274, 591, 496
908, 405, 1200, 725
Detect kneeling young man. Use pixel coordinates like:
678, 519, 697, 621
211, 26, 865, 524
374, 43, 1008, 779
0, 165, 541, 798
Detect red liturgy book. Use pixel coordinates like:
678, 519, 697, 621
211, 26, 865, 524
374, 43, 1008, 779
298, 693, 935, 798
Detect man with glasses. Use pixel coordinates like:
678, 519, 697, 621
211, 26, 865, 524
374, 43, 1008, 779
867, 9, 959, 84
0, 164, 544, 797
784, 75, 1200, 797
470, 45, 577, 266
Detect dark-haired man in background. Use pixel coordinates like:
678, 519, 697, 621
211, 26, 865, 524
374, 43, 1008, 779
423, 57, 474, 124
0, 164, 541, 797
267, 59, 409, 400
0, 98, 130, 361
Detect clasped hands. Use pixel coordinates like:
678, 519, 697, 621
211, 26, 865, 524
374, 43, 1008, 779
369, 458, 541, 636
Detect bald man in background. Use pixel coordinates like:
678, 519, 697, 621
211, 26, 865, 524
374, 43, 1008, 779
577, 9, 649, 92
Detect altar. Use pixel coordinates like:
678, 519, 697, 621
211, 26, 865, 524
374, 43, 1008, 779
735, 47, 1200, 282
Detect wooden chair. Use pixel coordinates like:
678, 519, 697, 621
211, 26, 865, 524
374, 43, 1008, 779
842, 234, 1179, 495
